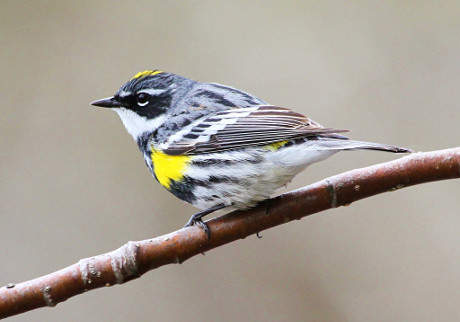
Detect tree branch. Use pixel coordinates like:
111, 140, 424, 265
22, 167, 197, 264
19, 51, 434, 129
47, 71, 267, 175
1, 148, 459, 318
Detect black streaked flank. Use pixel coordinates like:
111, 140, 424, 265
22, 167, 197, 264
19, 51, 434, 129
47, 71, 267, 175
191, 175, 242, 188
191, 156, 262, 167
167, 175, 242, 203
167, 177, 197, 204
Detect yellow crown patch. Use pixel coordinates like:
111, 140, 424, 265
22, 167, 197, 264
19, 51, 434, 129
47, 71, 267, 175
131, 70, 163, 80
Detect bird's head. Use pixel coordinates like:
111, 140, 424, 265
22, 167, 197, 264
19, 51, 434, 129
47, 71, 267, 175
91, 70, 180, 140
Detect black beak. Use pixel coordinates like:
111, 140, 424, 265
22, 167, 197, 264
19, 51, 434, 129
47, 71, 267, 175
90, 96, 124, 108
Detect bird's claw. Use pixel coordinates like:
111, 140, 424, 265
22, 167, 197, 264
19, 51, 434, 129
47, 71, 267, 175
184, 218, 210, 240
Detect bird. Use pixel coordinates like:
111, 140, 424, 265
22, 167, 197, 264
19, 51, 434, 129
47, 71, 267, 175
91, 70, 412, 238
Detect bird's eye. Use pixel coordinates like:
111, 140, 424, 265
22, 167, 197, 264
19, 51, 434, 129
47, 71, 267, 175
136, 93, 149, 106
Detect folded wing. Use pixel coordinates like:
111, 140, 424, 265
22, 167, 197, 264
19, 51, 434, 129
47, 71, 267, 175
159, 105, 348, 155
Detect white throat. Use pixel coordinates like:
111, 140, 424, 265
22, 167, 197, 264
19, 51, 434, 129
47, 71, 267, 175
113, 108, 167, 140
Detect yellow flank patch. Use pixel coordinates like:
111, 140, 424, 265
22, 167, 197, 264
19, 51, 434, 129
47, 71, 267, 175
265, 140, 288, 151
131, 70, 163, 80
151, 149, 190, 189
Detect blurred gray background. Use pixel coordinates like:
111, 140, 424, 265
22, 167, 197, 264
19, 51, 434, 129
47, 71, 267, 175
1, 1, 459, 321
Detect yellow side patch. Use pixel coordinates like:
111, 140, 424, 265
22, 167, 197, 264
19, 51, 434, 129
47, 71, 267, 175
151, 149, 190, 189
265, 140, 288, 151
131, 70, 163, 80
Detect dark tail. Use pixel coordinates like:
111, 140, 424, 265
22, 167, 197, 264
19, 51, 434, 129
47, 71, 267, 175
318, 135, 413, 153
346, 141, 413, 153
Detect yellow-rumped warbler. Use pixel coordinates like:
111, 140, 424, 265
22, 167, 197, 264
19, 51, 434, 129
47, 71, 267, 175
91, 70, 412, 237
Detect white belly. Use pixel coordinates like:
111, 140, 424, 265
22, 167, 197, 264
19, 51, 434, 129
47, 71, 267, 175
186, 144, 338, 210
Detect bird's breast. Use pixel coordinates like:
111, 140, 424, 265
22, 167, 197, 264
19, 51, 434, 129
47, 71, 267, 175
150, 148, 191, 190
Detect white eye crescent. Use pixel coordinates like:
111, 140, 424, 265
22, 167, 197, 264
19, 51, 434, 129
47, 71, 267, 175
136, 93, 149, 106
